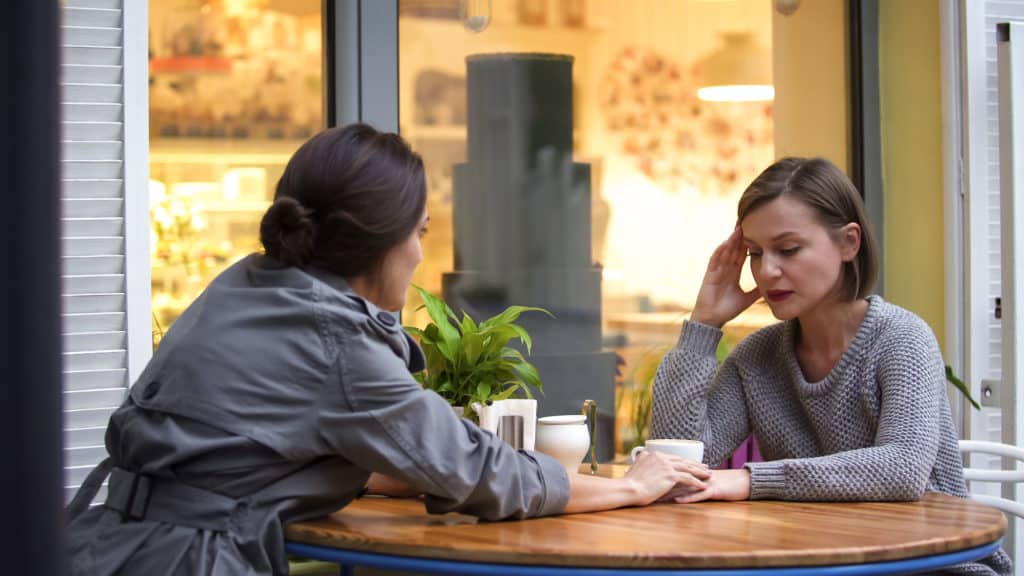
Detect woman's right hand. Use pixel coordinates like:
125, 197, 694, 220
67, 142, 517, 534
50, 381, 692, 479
690, 225, 760, 328
624, 450, 710, 506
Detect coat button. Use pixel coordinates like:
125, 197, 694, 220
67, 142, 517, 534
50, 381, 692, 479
376, 312, 396, 327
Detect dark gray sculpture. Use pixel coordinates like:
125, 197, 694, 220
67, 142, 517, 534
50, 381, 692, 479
443, 53, 617, 460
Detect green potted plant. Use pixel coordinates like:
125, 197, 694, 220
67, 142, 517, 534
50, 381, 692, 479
618, 337, 733, 452
404, 285, 552, 420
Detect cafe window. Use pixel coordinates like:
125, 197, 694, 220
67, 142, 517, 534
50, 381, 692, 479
396, 0, 850, 456
148, 0, 323, 339
142, 0, 852, 458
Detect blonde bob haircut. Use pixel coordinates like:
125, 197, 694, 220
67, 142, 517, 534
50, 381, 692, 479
737, 157, 879, 302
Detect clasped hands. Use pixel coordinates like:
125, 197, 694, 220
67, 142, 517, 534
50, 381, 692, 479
366, 451, 752, 504
629, 449, 751, 504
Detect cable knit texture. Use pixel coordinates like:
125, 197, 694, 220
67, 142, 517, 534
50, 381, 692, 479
651, 296, 1012, 576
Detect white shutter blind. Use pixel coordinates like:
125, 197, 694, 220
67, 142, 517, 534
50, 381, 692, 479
977, 1, 1024, 452
963, 2, 1024, 570
60, 0, 130, 505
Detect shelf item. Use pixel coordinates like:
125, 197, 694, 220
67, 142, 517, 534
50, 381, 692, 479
149, 137, 303, 330
149, 57, 232, 74
404, 124, 466, 141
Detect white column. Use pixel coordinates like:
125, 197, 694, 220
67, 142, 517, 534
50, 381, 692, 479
998, 20, 1024, 565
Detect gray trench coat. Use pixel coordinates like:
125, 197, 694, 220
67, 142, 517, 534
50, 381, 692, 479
66, 254, 570, 575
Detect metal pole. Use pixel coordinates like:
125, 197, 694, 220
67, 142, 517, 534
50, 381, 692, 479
1, 0, 66, 573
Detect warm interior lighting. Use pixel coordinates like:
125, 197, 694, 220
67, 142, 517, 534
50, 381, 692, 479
697, 85, 775, 102
697, 32, 774, 102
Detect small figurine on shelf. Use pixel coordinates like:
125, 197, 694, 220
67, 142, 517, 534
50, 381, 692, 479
517, 0, 547, 26
149, 181, 212, 326
559, 0, 585, 28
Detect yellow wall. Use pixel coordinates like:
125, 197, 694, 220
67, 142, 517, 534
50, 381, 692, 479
772, 0, 850, 172
878, 0, 945, 350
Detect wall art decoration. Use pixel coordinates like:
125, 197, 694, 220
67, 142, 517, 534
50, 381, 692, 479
599, 46, 773, 196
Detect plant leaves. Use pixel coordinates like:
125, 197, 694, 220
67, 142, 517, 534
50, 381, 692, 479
476, 381, 492, 400
406, 286, 550, 408
480, 305, 553, 330
946, 365, 981, 411
479, 324, 520, 357
499, 349, 543, 393
507, 324, 533, 354
501, 347, 527, 363
461, 331, 483, 367
420, 340, 443, 369
514, 382, 535, 399
493, 385, 521, 401
509, 360, 543, 394
412, 285, 461, 363
460, 311, 477, 333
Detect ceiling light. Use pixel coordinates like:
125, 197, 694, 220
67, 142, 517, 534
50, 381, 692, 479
697, 32, 774, 102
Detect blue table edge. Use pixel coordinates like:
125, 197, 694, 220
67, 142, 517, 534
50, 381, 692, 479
286, 538, 1003, 575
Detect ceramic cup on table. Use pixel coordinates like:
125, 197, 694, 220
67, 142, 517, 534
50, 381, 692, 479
630, 438, 704, 464
534, 415, 590, 472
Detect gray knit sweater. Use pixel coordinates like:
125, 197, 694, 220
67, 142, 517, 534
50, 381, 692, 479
651, 295, 1011, 575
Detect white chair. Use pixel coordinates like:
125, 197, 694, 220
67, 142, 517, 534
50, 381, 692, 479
958, 439, 1024, 519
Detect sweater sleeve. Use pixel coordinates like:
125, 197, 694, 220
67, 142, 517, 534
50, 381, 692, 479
650, 320, 753, 467
745, 322, 946, 501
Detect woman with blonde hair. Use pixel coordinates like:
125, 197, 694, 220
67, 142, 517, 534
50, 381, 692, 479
651, 157, 1010, 575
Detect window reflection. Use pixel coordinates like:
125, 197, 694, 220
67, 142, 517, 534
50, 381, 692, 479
400, 0, 791, 453
148, 0, 322, 337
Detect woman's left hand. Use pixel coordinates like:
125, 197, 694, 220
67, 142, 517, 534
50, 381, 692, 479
672, 468, 751, 503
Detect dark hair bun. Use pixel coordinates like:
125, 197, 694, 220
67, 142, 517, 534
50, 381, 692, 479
259, 196, 316, 266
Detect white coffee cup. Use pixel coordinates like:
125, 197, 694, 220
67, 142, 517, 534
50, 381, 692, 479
630, 438, 704, 463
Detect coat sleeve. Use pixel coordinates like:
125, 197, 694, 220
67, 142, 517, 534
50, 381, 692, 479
317, 320, 569, 520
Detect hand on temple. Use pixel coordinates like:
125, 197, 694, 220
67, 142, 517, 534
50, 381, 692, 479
690, 225, 760, 328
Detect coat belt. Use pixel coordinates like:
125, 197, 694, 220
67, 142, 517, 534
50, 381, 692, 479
105, 467, 251, 533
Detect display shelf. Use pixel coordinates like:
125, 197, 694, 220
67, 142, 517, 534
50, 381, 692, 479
403, 124, 466, 141
150, 138, 304, 165
399, 17, 604, 47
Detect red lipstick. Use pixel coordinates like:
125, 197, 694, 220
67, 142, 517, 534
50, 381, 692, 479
765, 290, 793, 302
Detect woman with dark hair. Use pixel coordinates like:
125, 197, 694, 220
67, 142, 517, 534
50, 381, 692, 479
66, 124, 709, 576
650, 157, 1011, 575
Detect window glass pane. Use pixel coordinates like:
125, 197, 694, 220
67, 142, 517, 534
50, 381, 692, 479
399, 0, 847, 455
148, 0, 322, 338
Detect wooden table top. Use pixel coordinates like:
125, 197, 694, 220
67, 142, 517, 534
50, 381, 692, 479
286, 467, 1006, 569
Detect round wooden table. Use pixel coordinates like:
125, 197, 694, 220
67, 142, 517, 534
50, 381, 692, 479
285, 468, 1006, 575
